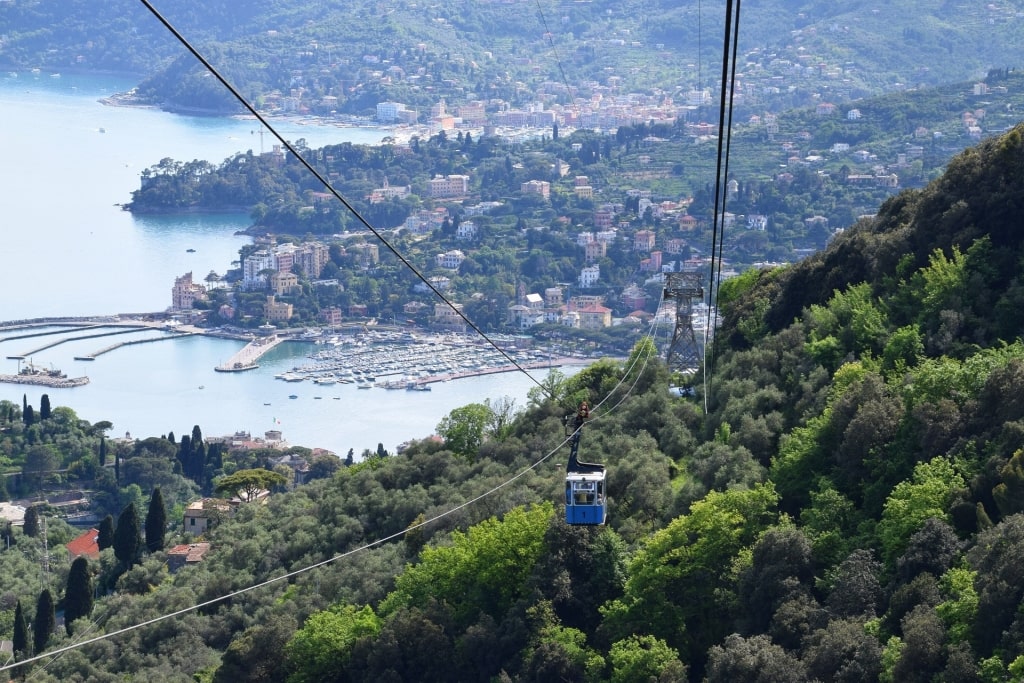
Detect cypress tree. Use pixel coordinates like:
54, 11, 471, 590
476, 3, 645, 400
145, 487, 166, 553
98, 436, 107, 467
13, 600, 28, 657
64, 556, 93, 635
23, 505, 40, 538
97, 514, 114, 550
1, 521, 15, 548
23, 404, 34, 426
113, 503, 140, 569
39, 394, 51, 420
33, 588, 55, 654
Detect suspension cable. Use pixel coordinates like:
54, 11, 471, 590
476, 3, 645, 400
702, 0, 741, 404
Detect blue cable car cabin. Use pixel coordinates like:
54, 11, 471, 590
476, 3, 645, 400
566, 469, 607, 525
564, 401, 607, 525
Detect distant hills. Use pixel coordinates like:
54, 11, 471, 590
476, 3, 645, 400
2, 0, 1022, 115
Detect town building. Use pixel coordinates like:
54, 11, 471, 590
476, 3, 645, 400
320, 307, 343, 326
171, 272, 207, 311
376, 101, 408, 123
436, 249, 466, 270
65, 528, 100, 560
428, 174, 470, 198
633, 230, 656, 252
270, 271, 300, 297
433, 302, 467, 332
578, 265, 601, 288
348, 242, 379, 267
264, 295, 293, 322
577, 304, 613, 329
521, 179, 551, 198
368, 177, 411, 204
183, 498, 234, 535
167, 542, 211, 573
243, 250, 275, 290
456, 221, 478, 240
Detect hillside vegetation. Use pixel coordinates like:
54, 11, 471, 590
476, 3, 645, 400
3, 1, 1024, 115
4, 122, 1024, 681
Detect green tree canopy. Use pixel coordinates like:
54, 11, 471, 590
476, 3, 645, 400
381, 502, 554, 628
436, 402, 494, 459
214, 468, 287, 502
285, 605, 381, 683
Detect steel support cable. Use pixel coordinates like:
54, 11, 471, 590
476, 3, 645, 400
707, 0, 741, 387
3, 316, 663, 674
702, 0, 740, 412
136, 0, 551, 398
534, 0, 582, 124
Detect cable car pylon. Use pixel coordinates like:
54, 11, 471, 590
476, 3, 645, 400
663, 272, 705, 377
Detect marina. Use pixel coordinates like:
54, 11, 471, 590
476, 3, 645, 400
273, 328, 567, 390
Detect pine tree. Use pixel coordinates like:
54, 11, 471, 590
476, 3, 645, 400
64, 556, 93, 635
145, 487, 166, 553
113, 503, 140, 569
39, 394, 51, 420
33, 589, 55, 654
13, 600, 28, 657
97, 514, 114, 550
23, 505, 40, 538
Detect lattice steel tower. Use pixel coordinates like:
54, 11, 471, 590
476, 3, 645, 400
663, 272, 705, 375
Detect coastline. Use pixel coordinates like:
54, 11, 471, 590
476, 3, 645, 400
100, 89, 427, 145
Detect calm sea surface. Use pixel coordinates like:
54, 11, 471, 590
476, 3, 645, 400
0, 72, 573, 455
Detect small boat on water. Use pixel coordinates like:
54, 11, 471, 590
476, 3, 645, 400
186, 248, 196, 253
289, 394, 298, 399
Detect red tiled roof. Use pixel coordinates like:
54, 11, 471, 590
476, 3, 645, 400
66, 528, 100, 559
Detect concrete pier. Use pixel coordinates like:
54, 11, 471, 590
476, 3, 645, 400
215, 335, 285, 372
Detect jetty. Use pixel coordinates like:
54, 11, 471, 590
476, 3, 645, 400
215, 335, 285, 372
74, 331, 196, 360
0, 363, 88, 388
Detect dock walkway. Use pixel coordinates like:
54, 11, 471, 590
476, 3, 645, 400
215, 335, 284, 372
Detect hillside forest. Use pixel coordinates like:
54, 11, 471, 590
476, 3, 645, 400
2, 119, 1024, 682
